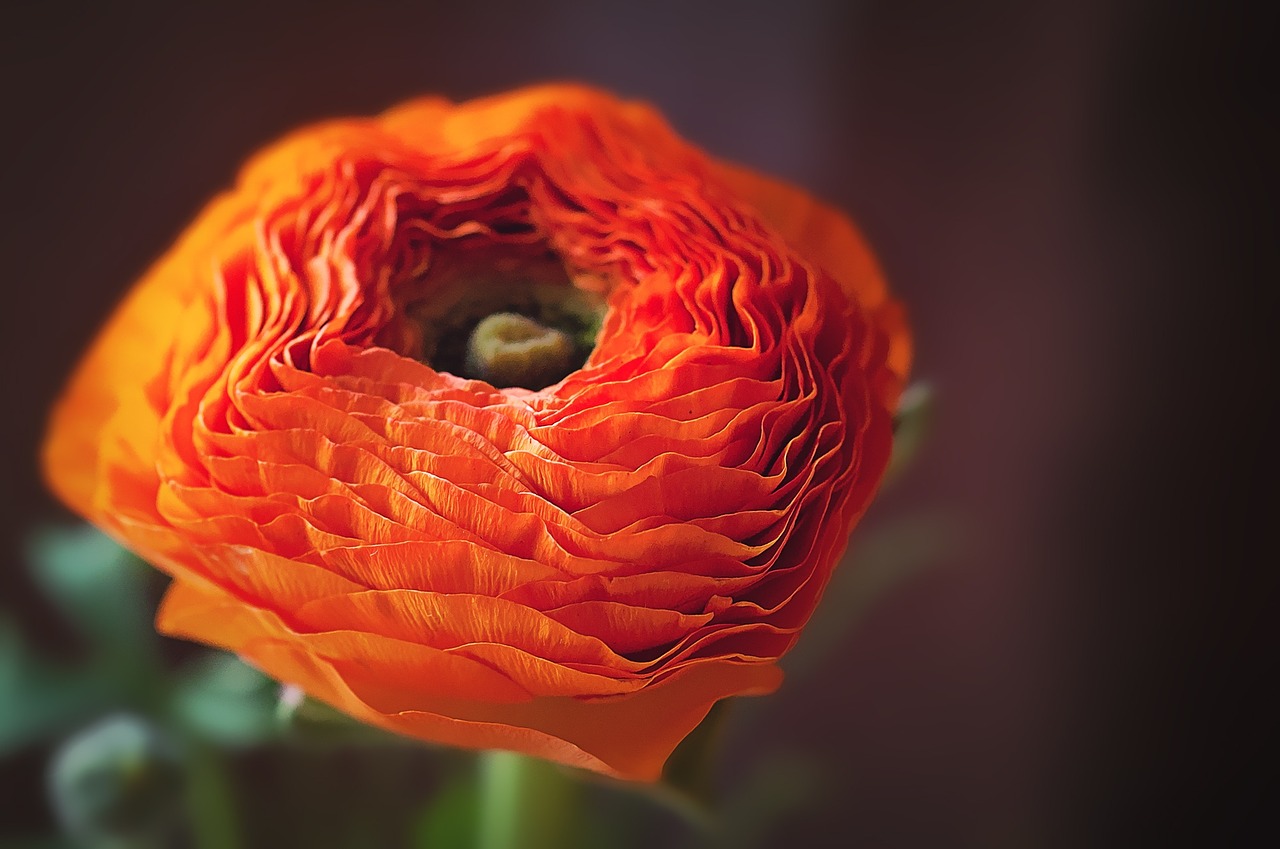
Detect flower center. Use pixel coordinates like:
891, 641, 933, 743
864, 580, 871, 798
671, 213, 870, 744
391, 257, 606, 390
464, 313, 575, 389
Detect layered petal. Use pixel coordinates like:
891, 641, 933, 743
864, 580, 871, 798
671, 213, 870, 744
43, 84, 909, 780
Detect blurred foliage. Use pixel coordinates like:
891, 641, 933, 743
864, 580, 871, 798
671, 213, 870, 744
171, 655, 277, 749
2, 527, 160, 760
411, 771, 480, 849
783, 513, 952, 681
47, 715, 184, 847
885, 381, 934, 484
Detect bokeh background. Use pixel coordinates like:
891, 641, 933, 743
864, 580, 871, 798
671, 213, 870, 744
1, 1, 1269, 847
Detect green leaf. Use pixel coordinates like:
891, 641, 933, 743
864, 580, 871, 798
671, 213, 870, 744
274, 687, 413, 748
0, 617, 112, 756
783, 514, 951, 679
885, 382, 934, 485
649, 700, 729, 828
699, 752, 822, 849
25, 525, 158, 667
0, 836, 79, 849
170, 653, 279, 747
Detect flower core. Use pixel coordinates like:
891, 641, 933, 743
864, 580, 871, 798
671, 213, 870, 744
464, 312, 574, 389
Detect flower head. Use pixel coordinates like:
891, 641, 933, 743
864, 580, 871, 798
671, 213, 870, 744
44, 85, 911, 780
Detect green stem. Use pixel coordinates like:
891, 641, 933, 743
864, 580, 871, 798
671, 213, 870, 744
185, 737, 241, 849
476, 750, 577, 849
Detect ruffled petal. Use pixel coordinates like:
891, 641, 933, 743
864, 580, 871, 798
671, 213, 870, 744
45, 84, 909, 781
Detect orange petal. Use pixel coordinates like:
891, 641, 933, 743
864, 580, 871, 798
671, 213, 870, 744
711, 160, 913, 392
159, 577, 781, 779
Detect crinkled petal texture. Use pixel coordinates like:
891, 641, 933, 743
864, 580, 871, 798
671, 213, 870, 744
44, 85, 911, 780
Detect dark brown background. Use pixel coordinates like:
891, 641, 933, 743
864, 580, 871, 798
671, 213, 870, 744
1, 1, 1271, 846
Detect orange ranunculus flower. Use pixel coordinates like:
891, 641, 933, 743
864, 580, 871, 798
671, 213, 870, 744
43, 84, 911, 780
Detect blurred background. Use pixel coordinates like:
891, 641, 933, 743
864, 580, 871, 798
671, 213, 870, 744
0, 1, 1270, 847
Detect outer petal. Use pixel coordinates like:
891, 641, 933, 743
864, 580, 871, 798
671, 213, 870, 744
159, 579, 780, 779
378, 84, 682, 161
43, 191, 247, 520
711, 161, 913, 395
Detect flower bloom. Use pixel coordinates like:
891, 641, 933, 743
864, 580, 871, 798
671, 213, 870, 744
44, 85, 911, 780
